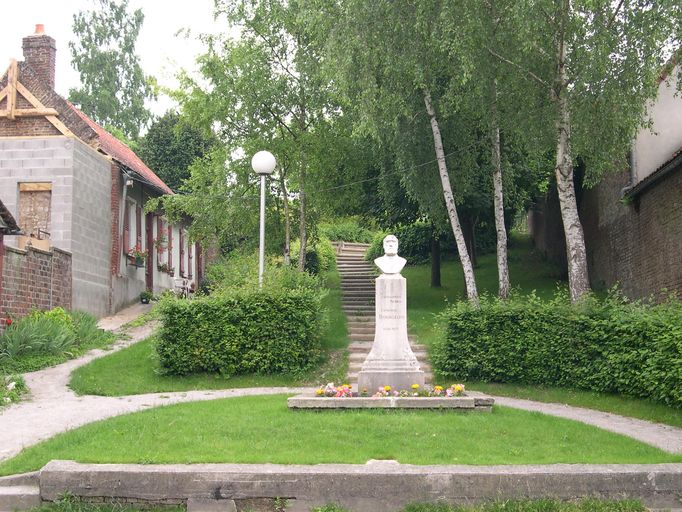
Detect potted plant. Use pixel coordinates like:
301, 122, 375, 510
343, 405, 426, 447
140, 290, 153, 304
127, 244, 148, 267
157, 262, 174, 274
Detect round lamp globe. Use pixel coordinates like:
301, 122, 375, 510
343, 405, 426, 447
251, 151, 276, 175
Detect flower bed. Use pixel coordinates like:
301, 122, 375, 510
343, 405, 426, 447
315, 382, 466, 398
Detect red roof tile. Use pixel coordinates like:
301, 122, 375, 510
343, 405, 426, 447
66, 102, 173, 195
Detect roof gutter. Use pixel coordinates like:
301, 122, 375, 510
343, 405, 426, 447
622, 151, 682, 200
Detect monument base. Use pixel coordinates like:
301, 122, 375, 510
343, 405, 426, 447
357, 369, 425, 394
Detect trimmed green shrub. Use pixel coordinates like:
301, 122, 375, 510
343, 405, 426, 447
366, 223, 455, 264
319, 217, 376, 243
290, 236, 336, 275
156, 287, 325, 376
432, 293, 682, 407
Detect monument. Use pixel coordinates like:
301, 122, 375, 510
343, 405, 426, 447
357, 235, 425, 392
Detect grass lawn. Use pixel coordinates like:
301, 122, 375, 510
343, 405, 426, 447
69, 271, 348, 396
1, 395, 679, 476
462, 381, 682, 429
403, 235, 563, 347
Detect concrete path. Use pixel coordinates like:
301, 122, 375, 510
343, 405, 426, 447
482, 393, 682, 454
1, 301, 681, 466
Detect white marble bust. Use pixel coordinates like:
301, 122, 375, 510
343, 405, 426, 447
374, 235, 407, 275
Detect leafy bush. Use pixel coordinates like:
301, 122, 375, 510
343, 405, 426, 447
290, 236, 337, 275
319, 217, 376, 243
0, 309, 113, 371
1, 374, 26, 406
432, 292, 682, 407
157, 287, 325, 376
366, 223, 456, 264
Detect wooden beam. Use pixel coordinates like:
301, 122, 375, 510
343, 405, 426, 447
14, 81, 74, 137
7, 59, 17, 120
0, 108, 59, 118
0, 85, 9, 104
19, 182, 52, 192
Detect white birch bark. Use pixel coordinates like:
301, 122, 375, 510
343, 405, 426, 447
553, 17, 591, 302
423, 89, 479, 304
490, 79, 510, 299
279, 172, 291, 266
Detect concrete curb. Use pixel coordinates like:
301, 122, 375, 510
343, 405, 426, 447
38, 460, 682, 512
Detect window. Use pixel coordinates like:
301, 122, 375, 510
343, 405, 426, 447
179, 228, 185, 277
18, 182, 51, 239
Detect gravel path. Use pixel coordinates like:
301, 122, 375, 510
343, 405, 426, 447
1, 304, 680, 463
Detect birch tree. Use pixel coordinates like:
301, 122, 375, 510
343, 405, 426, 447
326, 0, 480, 303
490, 0, 681, 302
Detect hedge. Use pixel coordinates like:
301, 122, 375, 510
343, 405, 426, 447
157, 288, 325, 376
432, 293, 682, 407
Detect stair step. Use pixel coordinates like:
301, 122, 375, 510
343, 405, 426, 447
348, 362, 432, 373
348, 327, 374, 334
347, 373, 433, 385
0, 486, 41, 511
349, 351, 428, 362
348, 341, 424, 351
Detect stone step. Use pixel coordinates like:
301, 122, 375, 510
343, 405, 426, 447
341, 292, 375, 299
348, 362, 432, 374
348, 341, 424, 352
341, 296, 374, 303
347, 372, 433, 385
349, 351, 428, 362
346, 316, 375, 323
347, 326, 374, 335
337, 257, 369, 262
337, 263, 374, 268
0, 486, 41, 511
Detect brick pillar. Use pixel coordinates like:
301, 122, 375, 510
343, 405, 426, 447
22, 25, 56, 90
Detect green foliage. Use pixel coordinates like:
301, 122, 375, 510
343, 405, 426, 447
433, 293, 682, 407
366, 223, 460, 264
68, 0, 156, 138
291, 236, 337, 275
0, 309, 114, 372
0, 374, 26, 406
402, 499, 645, 512
318, 217, 376, 243
137, 111, 217, 192
156, 288, 325, 376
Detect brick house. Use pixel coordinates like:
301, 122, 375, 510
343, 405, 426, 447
0, 26, 204, 317
529, 64, 682, 300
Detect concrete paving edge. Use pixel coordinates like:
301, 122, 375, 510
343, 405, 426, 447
38, 460, 682, 512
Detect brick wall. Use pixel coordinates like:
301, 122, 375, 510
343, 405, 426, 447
0, 244, 71, 320
529, 166, 682, 300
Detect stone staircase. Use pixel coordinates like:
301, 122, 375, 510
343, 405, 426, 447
0, 472, 40, 512
336, 242, 433, 388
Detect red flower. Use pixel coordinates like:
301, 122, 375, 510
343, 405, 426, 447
5, 318, 11, 326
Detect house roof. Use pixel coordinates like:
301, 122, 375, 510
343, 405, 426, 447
625, 146, 682, 199
66, 102, 174, 196
0, 198, 21, 235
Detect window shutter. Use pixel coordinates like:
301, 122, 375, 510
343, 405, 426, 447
135, 205, 142, 248
179, 229, 185, 277
123, 202, 130, 254
168, 224, 173, 273
156, 216, 163, 260
188, 242, 193, 279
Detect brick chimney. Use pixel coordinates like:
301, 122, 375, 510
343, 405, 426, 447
22, 24, 56, 90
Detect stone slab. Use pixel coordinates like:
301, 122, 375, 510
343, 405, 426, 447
287, 395, 483, 410
38, 461, 682, 511
186, 498, 237, 512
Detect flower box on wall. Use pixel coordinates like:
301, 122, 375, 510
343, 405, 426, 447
127, 255, 145, 268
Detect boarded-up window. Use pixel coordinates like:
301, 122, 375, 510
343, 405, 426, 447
135, 205, 142, 248
18, 183, 51, 239
167, 224, 173, 274
188, 241, 193, 279
123, 202, 130, 255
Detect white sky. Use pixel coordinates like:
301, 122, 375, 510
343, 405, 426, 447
1, 0, 227, 116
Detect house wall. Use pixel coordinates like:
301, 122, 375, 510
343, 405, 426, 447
0, 136, 113, 317
70, 141, 112, 316
530, 165, 682, 300
0, 245, 72, 319
633, 69, 682, 182
581, 166, 682, 299
0, 137, 75, 252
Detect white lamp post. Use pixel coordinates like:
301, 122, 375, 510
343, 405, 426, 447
251, 150, 276, 287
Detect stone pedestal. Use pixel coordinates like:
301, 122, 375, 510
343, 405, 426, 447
358, 274, 424, 393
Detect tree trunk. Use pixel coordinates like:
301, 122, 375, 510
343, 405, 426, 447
553, 16, 590, 303
279, 172, 291, 266
423, 88, 479, 304
430, 235, 441, 288
462, 215, 478, 268
297, 151, 307, 272
490, 78, 510, 299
